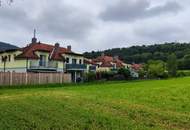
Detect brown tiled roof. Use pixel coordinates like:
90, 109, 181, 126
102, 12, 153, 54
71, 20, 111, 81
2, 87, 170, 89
100, 61, 113, 67
131, 64, 143, 71
16, 42, 70, 61
84, 59, 97, 65
92, 55, 125, 68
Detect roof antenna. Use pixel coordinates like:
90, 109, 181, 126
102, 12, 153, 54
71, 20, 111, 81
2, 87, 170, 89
34, 29, 36, 38
32, 29, 37, 44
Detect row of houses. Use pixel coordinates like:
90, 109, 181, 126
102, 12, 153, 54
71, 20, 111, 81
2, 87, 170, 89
0, 36, 142, 82
85, 54, 141, 78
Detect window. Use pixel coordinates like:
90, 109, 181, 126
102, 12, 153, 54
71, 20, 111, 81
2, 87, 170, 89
72, 59, 77, 64
39, 55, 46, 66
8, 55, 11, 62
79, 59, 82, 64
66, 58, 70, 63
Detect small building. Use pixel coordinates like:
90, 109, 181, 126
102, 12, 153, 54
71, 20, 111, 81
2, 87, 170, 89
0, 36, 86, 82
130, 64, 143, 78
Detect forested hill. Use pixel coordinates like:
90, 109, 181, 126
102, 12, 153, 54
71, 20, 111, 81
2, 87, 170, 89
84, 42, 190, 64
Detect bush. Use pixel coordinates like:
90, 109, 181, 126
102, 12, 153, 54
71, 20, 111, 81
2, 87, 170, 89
84, 72, 96, 82
118, 68, 131, 79
112, 74, 126, 81
177, 70, 190, 77
160, 71, 169, 79
100, 71, 115, 80
138, 68, 146, 79
147, 60, 167, 79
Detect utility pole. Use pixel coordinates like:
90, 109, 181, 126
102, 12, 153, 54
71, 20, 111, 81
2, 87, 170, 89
2, 56, 7, 72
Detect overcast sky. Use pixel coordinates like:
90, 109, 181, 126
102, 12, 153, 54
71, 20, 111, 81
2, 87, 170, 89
0, 0, 189, 52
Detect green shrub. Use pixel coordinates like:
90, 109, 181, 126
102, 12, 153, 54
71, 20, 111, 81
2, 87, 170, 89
118, 68, 131, 79
177, 70, 190, 77
101, 71, 115, 80
84, 72, 96, 82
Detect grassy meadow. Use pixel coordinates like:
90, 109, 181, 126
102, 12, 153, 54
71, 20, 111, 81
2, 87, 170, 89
0, 78, 190, 130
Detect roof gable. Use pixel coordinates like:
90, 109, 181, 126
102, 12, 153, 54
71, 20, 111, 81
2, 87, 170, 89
16, 42, 69, 61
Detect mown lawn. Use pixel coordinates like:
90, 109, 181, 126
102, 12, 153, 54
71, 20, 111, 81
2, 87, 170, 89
0, 78, 190, 130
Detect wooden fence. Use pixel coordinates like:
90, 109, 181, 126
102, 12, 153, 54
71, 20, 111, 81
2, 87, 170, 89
0, 72, 71, 86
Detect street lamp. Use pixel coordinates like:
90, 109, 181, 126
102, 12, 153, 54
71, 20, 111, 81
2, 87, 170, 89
2, 56, 7, 72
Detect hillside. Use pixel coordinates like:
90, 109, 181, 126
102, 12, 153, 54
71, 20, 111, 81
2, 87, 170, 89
84, 42, 190, 64
0, 41, 18, 52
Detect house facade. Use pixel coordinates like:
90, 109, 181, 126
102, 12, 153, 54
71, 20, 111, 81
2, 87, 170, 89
0, 37, 86, 82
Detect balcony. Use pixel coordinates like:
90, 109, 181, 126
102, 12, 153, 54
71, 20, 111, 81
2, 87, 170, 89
29, 61, 58, 70
89, 65, 96, 71
66, 64, 86, 71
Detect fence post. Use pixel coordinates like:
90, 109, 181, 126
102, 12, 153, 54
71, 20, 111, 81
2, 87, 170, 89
0, 72, 1, 86
0, 72, 3, 85
51, 73, 53, 83
60, 73, 63, 83
38, 73, 41, 84
10, 72, 12, 86
25, 73, 28, 85
62, 73, 64, 83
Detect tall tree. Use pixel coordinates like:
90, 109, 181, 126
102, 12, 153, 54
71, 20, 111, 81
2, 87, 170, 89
167, 54, 177, 77
147, 60, 166, 78
183, 54, 190, 70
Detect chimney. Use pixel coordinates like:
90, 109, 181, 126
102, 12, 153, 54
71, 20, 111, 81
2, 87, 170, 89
31, 29, 37, 44
67, 45, 71, 51
55, 43, 60, 48
32, 37, 37, 44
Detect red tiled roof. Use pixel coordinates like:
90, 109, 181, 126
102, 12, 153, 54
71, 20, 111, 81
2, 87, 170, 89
84, 59, 97, 65
92, 55, 125, 68
16, 42, 70, 61
131, 64, 143, 71
100, 61, 113, 67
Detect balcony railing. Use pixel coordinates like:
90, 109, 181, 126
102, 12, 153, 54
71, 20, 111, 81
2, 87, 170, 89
89, 65, 96, 71
29, 61, 58, 70
66, 64, 86, 71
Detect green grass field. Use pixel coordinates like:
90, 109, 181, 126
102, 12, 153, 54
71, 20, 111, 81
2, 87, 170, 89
0, 78, 190, 130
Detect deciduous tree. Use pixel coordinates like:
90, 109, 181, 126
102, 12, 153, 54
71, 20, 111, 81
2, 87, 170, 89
167, 54, 177, 77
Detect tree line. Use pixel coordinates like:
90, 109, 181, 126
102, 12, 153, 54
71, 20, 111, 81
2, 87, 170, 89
84, 42, 190, 70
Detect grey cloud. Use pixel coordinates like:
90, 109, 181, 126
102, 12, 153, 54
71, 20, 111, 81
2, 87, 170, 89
0, 7, 28, 27
100, 0, 182, 22
36, 7, 93, 39
135, 25, 184, 42
0, 0, 189, 52
34, 3, 95, 40
0, 1, 95, 41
